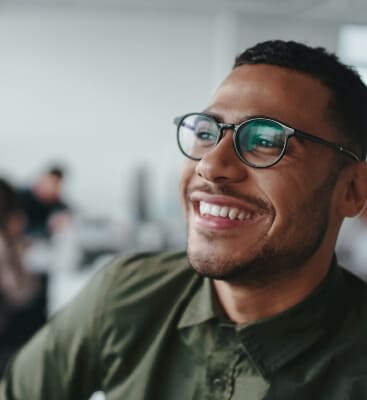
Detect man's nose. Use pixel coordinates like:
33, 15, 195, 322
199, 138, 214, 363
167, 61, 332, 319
195, 129, 249, 183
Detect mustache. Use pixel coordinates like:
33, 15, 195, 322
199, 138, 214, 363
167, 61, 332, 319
187, 183, 272, 213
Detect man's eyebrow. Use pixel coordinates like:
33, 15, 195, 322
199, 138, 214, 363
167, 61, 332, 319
201, 109, 223, 120
201, 109, 272, 124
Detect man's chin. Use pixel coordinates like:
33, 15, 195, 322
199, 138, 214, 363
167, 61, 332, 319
186, 246, 304, 286
187, 250, 257, 282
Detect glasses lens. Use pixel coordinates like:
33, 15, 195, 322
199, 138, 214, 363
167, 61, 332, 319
177, 114, 219, 159
236, 119, 286, 167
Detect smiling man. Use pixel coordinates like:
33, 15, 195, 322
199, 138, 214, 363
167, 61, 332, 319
2, 40, 367, 400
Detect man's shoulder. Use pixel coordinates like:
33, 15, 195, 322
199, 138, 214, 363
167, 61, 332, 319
17, 186, 33, 200
17, 187, 40, 207
51, 251, 198, 335
106, 250, 192, 278
341, 266, 367, 310
83, 251, 200, 340
337, 267, 367, 339
95, 250, 198, 302
342, 265, 367, 293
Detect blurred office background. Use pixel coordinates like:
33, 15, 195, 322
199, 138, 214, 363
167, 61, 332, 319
0, 0, 367, 314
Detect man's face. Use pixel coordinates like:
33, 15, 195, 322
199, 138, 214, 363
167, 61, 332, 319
180, 64, 342, 284
37, 174, 62, 203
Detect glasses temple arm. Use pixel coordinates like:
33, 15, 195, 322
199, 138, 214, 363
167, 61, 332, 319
294, 130, 361, 162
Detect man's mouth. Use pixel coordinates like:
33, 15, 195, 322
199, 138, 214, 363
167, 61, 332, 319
199, 201, 253, 221
189, 188, 272, 231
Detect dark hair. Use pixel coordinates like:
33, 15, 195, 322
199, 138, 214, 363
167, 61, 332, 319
0, 178, 21, 230
47, 166, 65, 179
234, 40, 367, 160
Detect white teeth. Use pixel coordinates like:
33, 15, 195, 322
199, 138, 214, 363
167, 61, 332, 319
228, 208, 239, 220
199, 202, 205, 215
219, 206, 229, 217
238, 211, 245, 221
211, 205, 220, 217
199, 202, 210, 215
199, 201, 252, 221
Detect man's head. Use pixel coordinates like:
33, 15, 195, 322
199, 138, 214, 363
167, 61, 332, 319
233, 40, 367, 162
179, 40, 367, 285
34, 166, 65, 203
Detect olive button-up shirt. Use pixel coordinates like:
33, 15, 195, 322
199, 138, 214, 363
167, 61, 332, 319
1, 252, 367, 399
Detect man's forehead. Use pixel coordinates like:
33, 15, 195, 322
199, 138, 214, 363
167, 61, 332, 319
214, 64, 329, 98
205, 63, 334, 137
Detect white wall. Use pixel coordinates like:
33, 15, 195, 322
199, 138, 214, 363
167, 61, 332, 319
236, 15, 340, 52
0, 5, 344, 221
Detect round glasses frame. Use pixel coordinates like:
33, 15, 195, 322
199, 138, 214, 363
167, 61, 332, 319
174, 112, 361, 168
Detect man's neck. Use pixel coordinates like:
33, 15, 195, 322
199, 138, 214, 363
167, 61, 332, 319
213, 254, 333, 325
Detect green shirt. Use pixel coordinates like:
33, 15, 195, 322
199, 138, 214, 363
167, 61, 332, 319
1, 251, 367, 399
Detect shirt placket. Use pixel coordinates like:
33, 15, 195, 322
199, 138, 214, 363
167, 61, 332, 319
206, 323, 247, 400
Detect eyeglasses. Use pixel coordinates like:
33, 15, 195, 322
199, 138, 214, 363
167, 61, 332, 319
174, 112, 361, 168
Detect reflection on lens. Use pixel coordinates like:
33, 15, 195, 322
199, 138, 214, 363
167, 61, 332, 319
237, 119, 286, 167
178, 114, 219, 159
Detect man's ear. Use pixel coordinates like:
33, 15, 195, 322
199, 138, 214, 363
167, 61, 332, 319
336, 162, 367, 217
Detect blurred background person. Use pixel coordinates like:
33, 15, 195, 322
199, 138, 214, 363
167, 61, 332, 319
0, 178, 47, 376
18, 165, 72, 241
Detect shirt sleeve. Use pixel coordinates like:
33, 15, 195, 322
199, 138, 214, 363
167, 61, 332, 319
0, 263, 111, 400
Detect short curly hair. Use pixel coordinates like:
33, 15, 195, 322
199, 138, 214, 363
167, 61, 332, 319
234, 40, 367, 160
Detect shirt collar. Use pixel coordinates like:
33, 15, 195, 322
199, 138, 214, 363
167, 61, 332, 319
177, 277, 218, 329
177, 258, 348, 378
237, 260, 347, 377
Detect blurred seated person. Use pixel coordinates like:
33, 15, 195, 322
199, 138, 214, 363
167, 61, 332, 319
0, 178, 47, 376
18, 166, 71, 240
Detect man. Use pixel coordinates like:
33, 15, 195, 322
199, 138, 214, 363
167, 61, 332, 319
18, 166, 71, 240
1, 40, 367, 399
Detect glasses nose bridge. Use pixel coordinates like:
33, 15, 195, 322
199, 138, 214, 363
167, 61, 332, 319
218, 123, 236, 139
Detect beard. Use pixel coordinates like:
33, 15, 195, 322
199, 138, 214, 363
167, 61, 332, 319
186, 171, 338, 287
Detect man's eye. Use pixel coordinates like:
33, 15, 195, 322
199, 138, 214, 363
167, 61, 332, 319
196, 131, 217, 141
254, 135, 282, 149
256, 137, 276, 147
